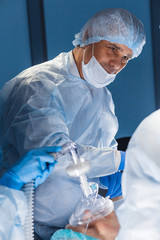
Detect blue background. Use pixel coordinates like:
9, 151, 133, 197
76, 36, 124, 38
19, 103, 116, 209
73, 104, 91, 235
0, 0, 156, 139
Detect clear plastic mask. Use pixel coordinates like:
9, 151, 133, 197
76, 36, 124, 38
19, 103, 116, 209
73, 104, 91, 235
69, 195, 114, 226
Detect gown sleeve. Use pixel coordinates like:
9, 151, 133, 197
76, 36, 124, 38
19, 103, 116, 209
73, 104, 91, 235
0, 185, 27, 240
1, 75, 121, 177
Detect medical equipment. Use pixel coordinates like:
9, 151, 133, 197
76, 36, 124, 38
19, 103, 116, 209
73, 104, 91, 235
0, 146, 61, 190
22, 180, 35, 240
69, 194, 114, 226
53, 141, 114, 226
20, 146, 61, 240
51, 141, 96, 198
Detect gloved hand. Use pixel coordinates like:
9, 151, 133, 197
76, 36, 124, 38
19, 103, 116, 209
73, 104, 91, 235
118, 151, 126, 171
100, 171, 123, 199
0, 146, 62, 190
99, 151, 125, 199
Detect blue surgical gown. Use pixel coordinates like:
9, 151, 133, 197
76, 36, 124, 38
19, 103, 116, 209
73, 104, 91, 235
0, 51, 120, 239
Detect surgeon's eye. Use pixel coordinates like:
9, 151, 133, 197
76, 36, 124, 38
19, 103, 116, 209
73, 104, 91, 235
123, 56, 129, 61
106, 45, 118, 54
121, 56, 129, 64
110, 46, 117, 52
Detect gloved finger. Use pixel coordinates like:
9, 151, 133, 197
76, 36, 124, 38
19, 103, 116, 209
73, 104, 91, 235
38, 154, 57, 165
107, 183, 120, 197
113, 172, 122, 192
107, 172, 122, 197
43, 146, 62, 153
108, 174, 117, 191
46, 162, 57, 174
35, 171, 49, 188
35, 167, 54, 188
28, 146, 62, 158
33, 155, 57, 174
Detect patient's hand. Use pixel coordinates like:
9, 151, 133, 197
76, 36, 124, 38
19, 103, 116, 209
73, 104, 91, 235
66, 210, 120, 240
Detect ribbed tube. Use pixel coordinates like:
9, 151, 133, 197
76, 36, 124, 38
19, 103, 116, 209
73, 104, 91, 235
22, 180, 34, 240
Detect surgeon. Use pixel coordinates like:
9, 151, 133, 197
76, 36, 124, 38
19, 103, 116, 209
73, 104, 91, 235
0, 8, 145, 240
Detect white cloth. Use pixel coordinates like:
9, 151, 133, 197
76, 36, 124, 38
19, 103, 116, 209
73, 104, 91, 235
0, 186, 26, 240
117, 110, 160, 240
0, 51, 120, 239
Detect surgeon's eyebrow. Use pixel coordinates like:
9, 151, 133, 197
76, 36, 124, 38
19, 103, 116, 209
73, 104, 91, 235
106, 43, 121, 51
106, 43, 133, 59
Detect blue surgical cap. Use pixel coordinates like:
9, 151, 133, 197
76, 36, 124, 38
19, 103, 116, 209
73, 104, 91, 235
51, 229, 98, 240
72, 8, 146, 58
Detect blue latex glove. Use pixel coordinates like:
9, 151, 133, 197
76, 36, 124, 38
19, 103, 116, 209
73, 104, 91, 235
0, 146, 62, 190
100, 171, 123, 199
118, 151, 126, 171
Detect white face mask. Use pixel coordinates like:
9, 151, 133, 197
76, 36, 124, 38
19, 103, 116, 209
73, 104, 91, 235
82, 45, 116, 88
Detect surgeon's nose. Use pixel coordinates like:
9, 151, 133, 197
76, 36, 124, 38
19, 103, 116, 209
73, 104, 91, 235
109, 58, 121, 70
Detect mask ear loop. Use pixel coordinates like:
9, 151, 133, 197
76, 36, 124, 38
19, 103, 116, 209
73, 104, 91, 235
83, 43, 94, 64
92, 43, 94, 57
82, 48, 85, 63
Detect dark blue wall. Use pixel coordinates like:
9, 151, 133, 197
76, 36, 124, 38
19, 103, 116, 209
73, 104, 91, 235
0, 0, 156, 138
0, 0, 31, 88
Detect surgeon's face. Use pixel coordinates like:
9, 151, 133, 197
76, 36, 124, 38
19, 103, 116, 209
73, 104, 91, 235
66, 210, 120, 240
83, 40, 133, 74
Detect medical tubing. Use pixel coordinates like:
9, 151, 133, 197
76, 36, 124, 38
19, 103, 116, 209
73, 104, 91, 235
84, 196, 97, 235
51, 141, 77, 160
65, 144, 93, 198
83, 183, 98, 235
79, 174, 92, 198
22, 180, 34, 240
70, 148, 79, 164
69, 147, 91, 197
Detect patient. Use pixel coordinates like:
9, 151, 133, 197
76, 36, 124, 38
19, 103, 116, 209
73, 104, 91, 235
51, 200, 120, 240
66, 210, 120, 240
